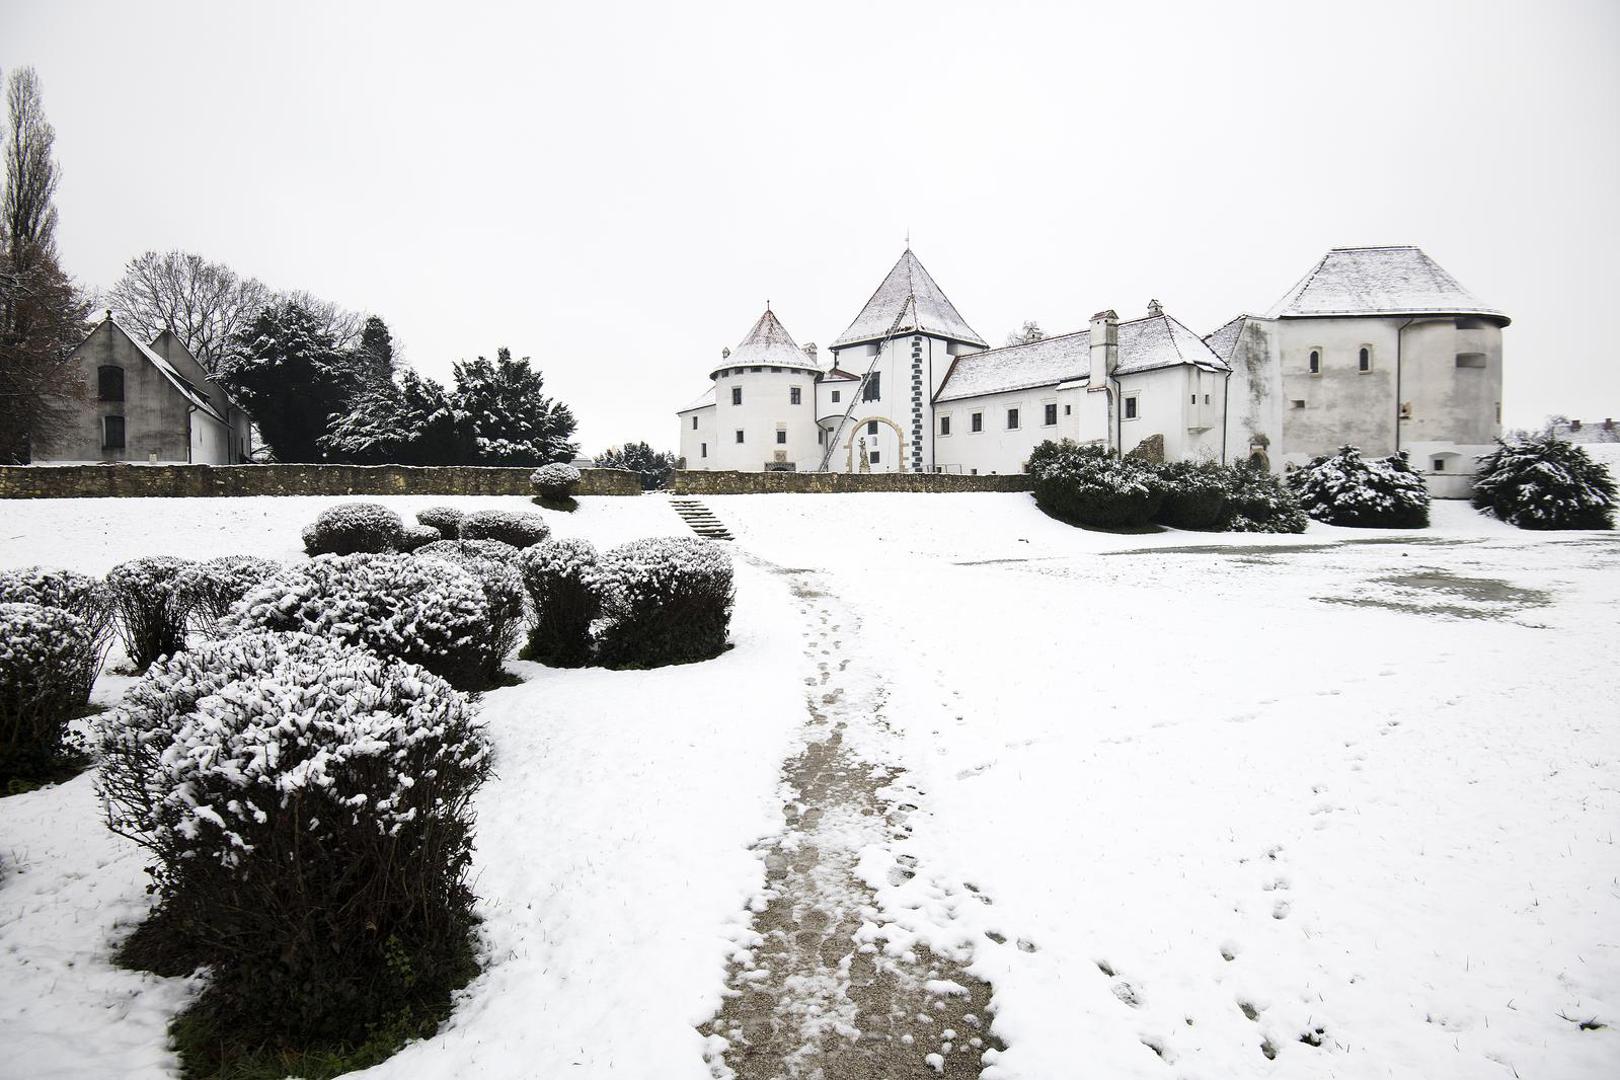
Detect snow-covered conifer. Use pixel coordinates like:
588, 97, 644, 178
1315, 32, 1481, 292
1289, 445, 1430, 528
1472, 435, 1616, 530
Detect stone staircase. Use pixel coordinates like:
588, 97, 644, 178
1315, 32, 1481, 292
670, 497, 734, 541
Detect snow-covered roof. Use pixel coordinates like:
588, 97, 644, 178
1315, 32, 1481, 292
90, 313, 229, 423
678, 386, 716, 413
935, 311, 1228, 403
831, 249, 987, 350
1203, 315, 1250, 364
711, 308, 819, 376
1267, 246, 1508, 324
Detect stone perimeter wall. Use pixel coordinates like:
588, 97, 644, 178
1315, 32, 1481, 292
0, 464, 642, 499
674, 470, 1031, 495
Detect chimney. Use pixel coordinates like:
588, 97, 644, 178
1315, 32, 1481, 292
1090, 310, 1119, 381
1570, 419, 1582, 432
1146, 299, 1163, 318
1604, 418, 1615, 432
803, 342, 817, 362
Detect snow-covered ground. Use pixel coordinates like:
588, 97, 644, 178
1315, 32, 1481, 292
2, 492, 1617, 1079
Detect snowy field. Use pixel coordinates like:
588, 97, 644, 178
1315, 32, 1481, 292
2, 492, 1618, 1079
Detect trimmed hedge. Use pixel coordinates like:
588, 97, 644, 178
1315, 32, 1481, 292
93, 631, 489, 1068
106, 555, 194, 670
228, 554, 493, 689
1027, 440, 1164, 528
458, 509, 551, 548
594, 537, 733, 668
530, 463, 581, 500
415, 506, 465, 539
517, 538, 600, 667
1, 602, 96, 788
305, 502, 405, 556
173, 556, 281, 636
417, 548, 527, 682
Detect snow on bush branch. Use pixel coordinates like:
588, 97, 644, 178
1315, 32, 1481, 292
1472, 435, 1615, 530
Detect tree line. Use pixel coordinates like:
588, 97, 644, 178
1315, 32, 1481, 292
1, 67, 578, 467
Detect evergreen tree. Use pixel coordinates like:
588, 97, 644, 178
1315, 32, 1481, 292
351, 315, 396, 385
1472, 435, 1615, 530
452, 347, 577, 466
595, 441, 677, 490
321, 369, 475, 465
216, 300, 359, 462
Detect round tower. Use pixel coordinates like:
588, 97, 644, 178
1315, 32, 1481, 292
709, 306, 822, 472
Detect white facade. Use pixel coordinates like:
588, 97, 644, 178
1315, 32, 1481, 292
676, 245, 1508, 492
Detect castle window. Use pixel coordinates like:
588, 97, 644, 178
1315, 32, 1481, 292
1064, 405, 1071, 415
971, 412, 983, 432
770, 367, 780, 373
1043, 403, 1057, 426
867, 420, 878, 436
939, 415, 951, 436
751, 366, 762, 373
1123, 395, 1139, 420
735, 429, 744, 443
1191, 394, 1197, 404
731, 387, 742, 405
692, 416, 698, 430
102, 415, 125, 450
1456, 353, 1486, 369
1359, 346, 1372, 372
98, 365, 124, 402
776, 430, 787, 444
1432, 458, 1447, 471
869, 451, 881, 464
701, 442, 707, 458
1205, 394, 1211, 404
1308, 349, 1321, 374
862, 372, 881, 402
817, 428, 825, 444
1007, 408, 1020, 430
831, 390, 841, 403
790, 386, 801, 405
1291, 399, 1306, 410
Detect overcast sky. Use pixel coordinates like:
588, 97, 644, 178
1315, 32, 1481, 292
4, 0, 1618, 449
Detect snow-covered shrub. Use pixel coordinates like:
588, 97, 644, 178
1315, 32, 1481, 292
1154, 460, 1231, 530
1026, 439, 1164, 529
1, 602, 96, 786
416, 505, 465, 539
594, 537, 733, 667
105, 556, 194, 670
458, 508, 551, 548
1221, 464, 1309, 533
1472, 436, 1616, 530
228, 553, 493, 688
397, 522, 444, 552
517, 538, 600, 667
0, 566, 115, 649
94, 631, 489, 1052
1289, 446, 1430, 528
529, 462, 581, 500
305, 501, 404, 555
414, 538, 522, 565
418, 548, 527, 681
172, 556, 281, 636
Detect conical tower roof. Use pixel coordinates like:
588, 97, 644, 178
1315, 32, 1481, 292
713, 306, 818, 376
832, 249, 986, 349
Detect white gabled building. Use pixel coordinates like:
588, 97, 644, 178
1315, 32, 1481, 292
676, 243, 1509, 492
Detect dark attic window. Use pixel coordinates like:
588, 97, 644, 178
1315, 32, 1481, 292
98, 365, 124, 402
862, 372, 881, 401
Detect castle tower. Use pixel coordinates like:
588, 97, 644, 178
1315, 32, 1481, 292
821, 249, 986, 473
680, 306, 821, 472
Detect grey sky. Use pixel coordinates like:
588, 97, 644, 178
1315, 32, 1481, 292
4, 0, 1617, 450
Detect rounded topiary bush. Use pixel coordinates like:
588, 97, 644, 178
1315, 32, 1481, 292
459, 508, 551, 548
1154, 460, 1231, 530
0, 566, 115, 649
417, 548, 527, 682
173, 556, 281, 636
529, 463, 582, 500
1027, 439, 1164, 529
106, 555, 194, 670
93, 631, 489, 1060
228, 553, 492, 688
416, 506, 465, 540
1289, 445, 1430, 528
518, 538, 600, 667
1221, 464, 1309, 533
1472, 436, 1616, 530
594, 537, 733, 668
397, 523, 444, 552
415, 538, 522, 565
306, 502, 405, 556
1, 602, 97, 787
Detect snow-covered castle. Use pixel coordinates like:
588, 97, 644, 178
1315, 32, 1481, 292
676, 246, 1507, 496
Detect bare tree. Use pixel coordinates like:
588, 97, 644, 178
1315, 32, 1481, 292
105, 251, 269, 370
0, 67, 88, 462
1006, 320, 1045, 346
279, 289, 364, 351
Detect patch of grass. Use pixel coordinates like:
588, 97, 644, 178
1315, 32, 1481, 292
169, 933, 479, 1080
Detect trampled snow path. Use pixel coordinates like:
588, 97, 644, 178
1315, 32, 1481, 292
703, 561, 1005, 1079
